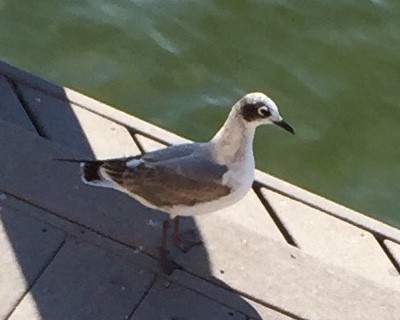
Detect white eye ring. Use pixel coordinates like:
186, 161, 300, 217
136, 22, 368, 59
258, 106, 271, 117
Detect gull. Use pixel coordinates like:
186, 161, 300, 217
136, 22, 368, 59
58, 92, 293, 273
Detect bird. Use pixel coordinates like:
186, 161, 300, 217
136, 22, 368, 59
57, 92, 293, 274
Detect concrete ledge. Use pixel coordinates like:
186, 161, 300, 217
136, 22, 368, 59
0, 59, 188, 147
14, 83, 141, 159
2, 59, 398, 244
1, 196, 291, 320
261, 188, 400, 290
179, 217, 400, 320
255, 170, 400, 243
2, 59, 400, 320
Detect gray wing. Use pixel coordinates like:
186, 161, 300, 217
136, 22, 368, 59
155, 156, 227, 183
141, 143, 198, 162
135, 142, 227, 183
100, 143, 230, 207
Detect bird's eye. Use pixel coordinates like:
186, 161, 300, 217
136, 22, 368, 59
258, 107, 271, 117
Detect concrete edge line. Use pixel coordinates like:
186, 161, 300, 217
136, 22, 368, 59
0, 75, 37, 133
374, 235, 400, 275
125, 276, 158, 320
6, 76, 47, 138
252, 184, 298, 247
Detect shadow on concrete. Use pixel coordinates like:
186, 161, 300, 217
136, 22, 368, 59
0, 62, 265, 319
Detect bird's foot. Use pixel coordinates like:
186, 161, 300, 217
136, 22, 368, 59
173, 229, 203, 253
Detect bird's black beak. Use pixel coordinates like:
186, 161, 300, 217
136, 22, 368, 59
273, 120, 294, 135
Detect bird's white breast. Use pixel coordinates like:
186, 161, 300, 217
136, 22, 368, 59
169, 146, 255, 218
221, 147, 255, 200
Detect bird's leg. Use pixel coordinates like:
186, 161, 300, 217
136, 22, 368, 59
172, 216, 181, 247
159, 218, 181, 275
160, 219, 170, 257
172, 216, 202, 253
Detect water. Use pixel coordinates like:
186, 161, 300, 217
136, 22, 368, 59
1, 0, 399, 227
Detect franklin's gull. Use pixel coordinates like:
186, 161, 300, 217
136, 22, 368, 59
59, 92, 293, 273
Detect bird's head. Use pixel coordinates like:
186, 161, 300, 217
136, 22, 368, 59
235, 92, 294, 134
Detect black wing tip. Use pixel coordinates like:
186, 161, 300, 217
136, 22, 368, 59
82, 162, 104, 182
53, 158, 104, 182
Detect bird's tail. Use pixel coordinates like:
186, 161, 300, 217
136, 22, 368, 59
53, 158, 104, 184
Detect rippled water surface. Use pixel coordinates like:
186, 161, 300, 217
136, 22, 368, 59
1, 0, 399, 226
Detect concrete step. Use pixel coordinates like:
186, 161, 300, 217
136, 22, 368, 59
1, 119, 400, 319
0, 197, 293, 320
1, 59, 400, 319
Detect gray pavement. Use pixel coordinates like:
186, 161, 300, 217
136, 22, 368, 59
1, 60, 400, 319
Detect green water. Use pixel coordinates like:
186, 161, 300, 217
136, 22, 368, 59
1, 1, 399, 227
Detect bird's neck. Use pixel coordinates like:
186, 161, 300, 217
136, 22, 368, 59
210, 110, 256, 164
